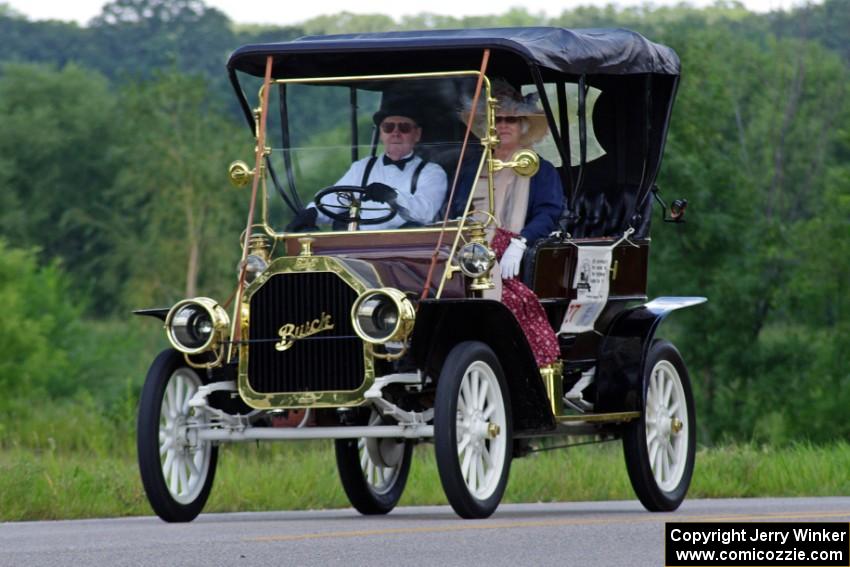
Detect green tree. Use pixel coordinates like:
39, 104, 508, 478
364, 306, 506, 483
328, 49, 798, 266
771, 0, 850, 65
89, 0, 235, 83
301, 12, 396, 35
0, 10, 92, 68
0, 62, 125, 310
1, 0, 848, 447
650, 25, 849, 443
108, 72, 250, 310
0, 2, 22, 18
0, 240, 81, 399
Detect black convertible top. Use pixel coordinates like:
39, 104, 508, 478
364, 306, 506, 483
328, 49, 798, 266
227, 27, 681, 221
227, 27, 680, 79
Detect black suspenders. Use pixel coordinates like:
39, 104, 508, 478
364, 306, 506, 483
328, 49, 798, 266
360, 156, 379, 187
360, 155, 428, 195
410, 160, 427, 195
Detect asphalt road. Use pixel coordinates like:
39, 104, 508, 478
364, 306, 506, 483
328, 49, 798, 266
2, 498, 850, 567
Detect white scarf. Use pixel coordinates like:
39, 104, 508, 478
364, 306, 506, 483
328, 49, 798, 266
470, 169, 530, 300
470, 168, 530, 234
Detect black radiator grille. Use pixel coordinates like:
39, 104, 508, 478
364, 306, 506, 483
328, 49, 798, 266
247, 272, 364, 393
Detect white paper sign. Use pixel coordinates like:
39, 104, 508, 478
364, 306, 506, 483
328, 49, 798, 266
559, 245, 613, 334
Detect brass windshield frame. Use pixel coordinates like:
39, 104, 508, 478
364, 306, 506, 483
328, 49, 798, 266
250, 70, 498, 299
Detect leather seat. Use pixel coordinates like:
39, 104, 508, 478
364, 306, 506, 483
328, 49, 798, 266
560, 184, 652, 239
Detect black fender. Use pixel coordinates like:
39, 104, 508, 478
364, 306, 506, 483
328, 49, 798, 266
133, 307, 170, 321
594, 296, 706, 412
410, 299, 555, 432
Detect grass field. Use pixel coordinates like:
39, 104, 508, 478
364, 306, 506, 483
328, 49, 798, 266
3, 438, 850, 522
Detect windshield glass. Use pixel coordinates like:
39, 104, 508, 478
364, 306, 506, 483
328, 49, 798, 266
260, 74, 483, 233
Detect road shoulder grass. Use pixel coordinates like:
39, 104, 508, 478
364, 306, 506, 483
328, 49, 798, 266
3, 441, 850, 521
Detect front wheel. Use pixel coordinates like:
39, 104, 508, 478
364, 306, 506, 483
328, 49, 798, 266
623, 339, 696, 511
335, 411, 413, 515
137, 349, 218, 522
434, 341, 512, 519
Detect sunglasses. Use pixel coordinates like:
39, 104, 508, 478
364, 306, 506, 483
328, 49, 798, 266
495, 116, 521, 124
380, 121, 416, 134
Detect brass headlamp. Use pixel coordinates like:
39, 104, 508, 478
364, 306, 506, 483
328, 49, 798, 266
351, 288, 415, 344
165, 297, 230, 355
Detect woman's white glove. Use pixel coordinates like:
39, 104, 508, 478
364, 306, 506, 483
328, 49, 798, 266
500, 237, 527, 280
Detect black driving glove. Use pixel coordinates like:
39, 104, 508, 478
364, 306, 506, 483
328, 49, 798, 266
363, 182, 398, 204
285, 207, 318, 232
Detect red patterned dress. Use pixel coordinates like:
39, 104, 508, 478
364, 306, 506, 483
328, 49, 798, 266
491, 228, 561, 367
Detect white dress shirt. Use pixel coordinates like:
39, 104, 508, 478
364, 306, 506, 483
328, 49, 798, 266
311, 152, 448, 230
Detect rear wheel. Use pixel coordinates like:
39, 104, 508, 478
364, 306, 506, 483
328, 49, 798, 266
434, 341, 512, 519
335, 411, 413, 515
623, 340, 695, 511
138, 349, 218, 522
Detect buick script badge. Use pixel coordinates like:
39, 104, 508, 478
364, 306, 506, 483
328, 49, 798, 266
275, 312, 335, 351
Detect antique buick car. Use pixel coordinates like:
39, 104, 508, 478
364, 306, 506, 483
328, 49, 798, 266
136, 27, 705, 521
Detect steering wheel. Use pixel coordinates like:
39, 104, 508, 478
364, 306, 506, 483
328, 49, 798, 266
313, 185, 398, 226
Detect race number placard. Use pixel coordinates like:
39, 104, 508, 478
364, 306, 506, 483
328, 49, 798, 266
559, 245, 613, 334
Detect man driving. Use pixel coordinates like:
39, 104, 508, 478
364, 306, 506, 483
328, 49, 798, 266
286, 97, 448, 232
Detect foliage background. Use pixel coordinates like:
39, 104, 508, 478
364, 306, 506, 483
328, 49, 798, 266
0, 0, 848, 457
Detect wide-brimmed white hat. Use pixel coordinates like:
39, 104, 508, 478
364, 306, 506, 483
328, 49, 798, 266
460, 79, 550, 146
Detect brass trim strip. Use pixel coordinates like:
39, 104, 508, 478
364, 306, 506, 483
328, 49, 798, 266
266, 70, 485, 89
539, 362, 564, 416
555, 411, 640, 423
436, 147, 491, 298
268, 222, 466, 240
435, 76, 500, 297
229, 55, 274, 362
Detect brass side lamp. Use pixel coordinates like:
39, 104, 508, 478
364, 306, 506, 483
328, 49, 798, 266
228, 160, 255, 188
492, 149, 540, 177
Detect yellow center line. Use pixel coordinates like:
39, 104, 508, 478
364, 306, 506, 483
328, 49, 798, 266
247, 510, 850, 543
673, 511, 850, 522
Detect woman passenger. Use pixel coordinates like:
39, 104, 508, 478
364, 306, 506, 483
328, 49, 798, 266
453, 79, 564, 366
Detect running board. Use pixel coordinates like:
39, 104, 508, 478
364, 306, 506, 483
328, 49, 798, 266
555, 411, 640, 424
198, 424, 433, 442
